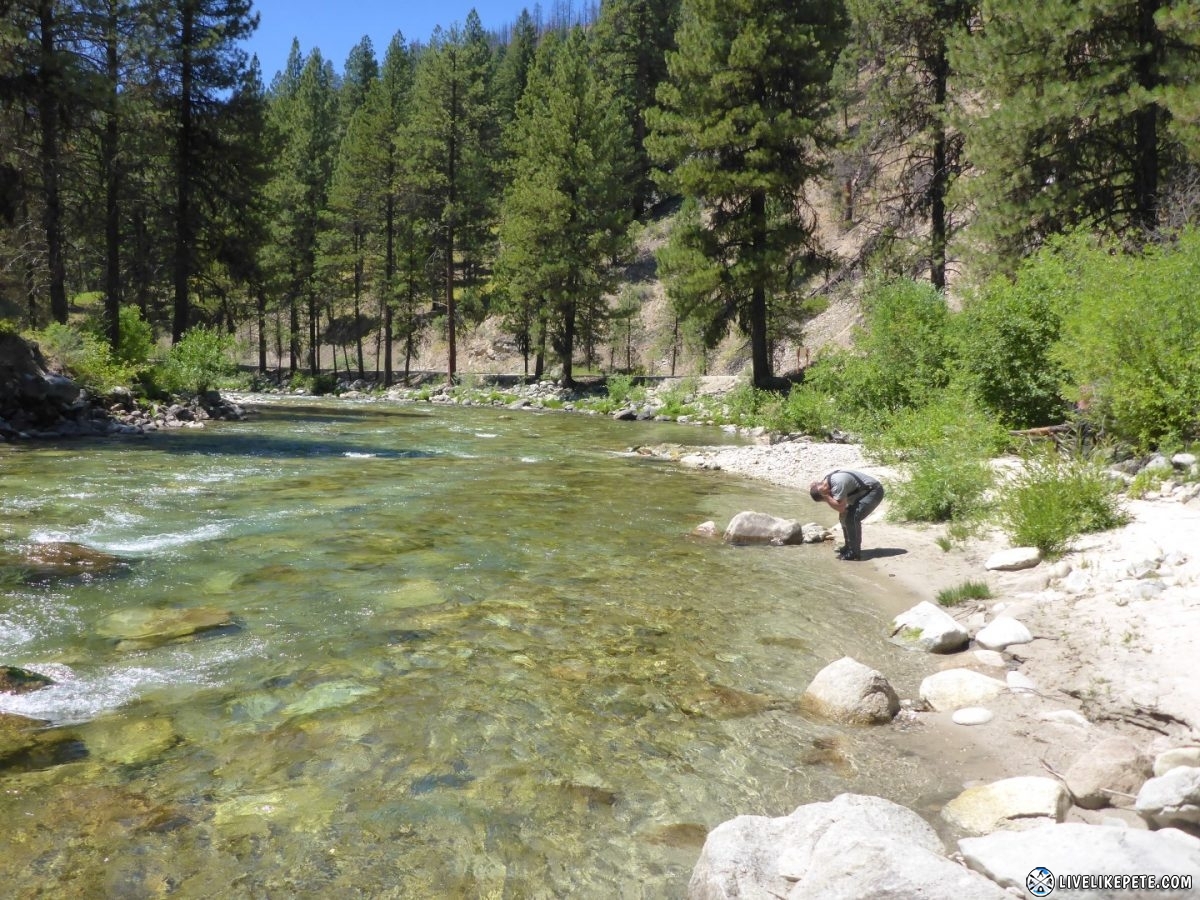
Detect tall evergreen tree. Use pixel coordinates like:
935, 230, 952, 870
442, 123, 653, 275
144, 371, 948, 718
158, 0, 258, 342
647, 0, 847, 388
264, 48, 337, 372
495, 29, 634, 386
840, 0, 974, 288
954, 0, 1200, 264
592, 0, 680, 214
405, 17, 495, 381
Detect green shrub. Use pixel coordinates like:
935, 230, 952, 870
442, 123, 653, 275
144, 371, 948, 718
936, 580, 993, 607
81, 306, 157, 373
768, 383, 841, 435
606, 373, 635, 405
1051, 228, 1200, 449
999, 451, 1129, 556
155, 326, 237, 395
889, 443, 995, 523
953, 253, 1073, 427
867, 391, 1008, 464
32, 322, 137, 393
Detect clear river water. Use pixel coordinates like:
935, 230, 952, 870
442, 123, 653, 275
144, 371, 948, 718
0, 395, 945, 898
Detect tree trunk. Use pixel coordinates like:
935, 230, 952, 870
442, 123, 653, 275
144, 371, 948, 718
102, 2, 122, 350
929, 32, 949, 290
1132, 0, 1161, 233
749, 191, 771, 388
37, 1, 68, 325
172, 3, 195, 343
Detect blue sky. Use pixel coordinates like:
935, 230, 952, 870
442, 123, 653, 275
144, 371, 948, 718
245, 0, 535, 81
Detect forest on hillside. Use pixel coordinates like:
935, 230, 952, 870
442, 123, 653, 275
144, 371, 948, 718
3, 0, 1199, 390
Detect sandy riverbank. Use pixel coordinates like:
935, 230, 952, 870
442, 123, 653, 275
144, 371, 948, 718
674, 438, 1200, 836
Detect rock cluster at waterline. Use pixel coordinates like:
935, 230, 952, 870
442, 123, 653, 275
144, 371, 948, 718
0, 334, 245, 441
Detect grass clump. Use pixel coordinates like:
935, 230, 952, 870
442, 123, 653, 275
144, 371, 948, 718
936, 579, 993, 607
999, 450, 1129, 556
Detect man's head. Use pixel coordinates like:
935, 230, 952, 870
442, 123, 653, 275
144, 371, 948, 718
809, 481, 826, 502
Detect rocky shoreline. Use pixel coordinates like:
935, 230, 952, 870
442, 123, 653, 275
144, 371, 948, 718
668, 440, 1200, 898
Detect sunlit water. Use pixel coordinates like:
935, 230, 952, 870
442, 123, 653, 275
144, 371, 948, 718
1, 396, 941, 898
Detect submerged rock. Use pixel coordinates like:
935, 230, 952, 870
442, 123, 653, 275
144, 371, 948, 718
3, 542, 128, 582
0, 665, 54, 694
96, 605, 238, 648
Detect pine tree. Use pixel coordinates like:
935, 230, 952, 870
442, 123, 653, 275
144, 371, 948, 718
158, 0, 259, 342
840, 0, 975, 288
404, 17, 495, 381
264, 48, 337, 372
647, 0, 847, 388
954, 0, 1200, 265
495, 29, 634, 386
592, 0, 680, 214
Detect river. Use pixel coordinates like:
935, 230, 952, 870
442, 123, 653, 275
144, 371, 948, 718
0, 395, 941, 898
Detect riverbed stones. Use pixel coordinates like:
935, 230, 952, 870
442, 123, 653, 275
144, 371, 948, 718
1135, 766, 1200, 829
890, 601, 969, 653
919, 669, 1007, 711
1064, 736, 1152, 809
0, 665, 53, 694
959, 823, 1200, 895
941, 776, 1071, 834
689, 793, 1010, 900
4, 541, 127, 581
96, 605, 237, 648
985, 547, 1042, 571
974, 616, 1033, 651
80, 715, 179, 766
723, 511, 804, 545
799, 657, 899, 724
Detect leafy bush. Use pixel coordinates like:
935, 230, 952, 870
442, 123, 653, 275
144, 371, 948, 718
1051, 228, 1200, 449
999, 450, 1129, 556
606, 373, 635, 405
867, 391, 1009, 464
79, 306, 157, 378
768, 382, 842, 435
953, 252, 1073, 427
888, 443, 995, 523
32, 322, 137, 393
848, 276, 954, 414
155, 326, 237, 395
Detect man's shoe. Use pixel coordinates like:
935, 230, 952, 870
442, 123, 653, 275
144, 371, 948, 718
842, 551, 861, 561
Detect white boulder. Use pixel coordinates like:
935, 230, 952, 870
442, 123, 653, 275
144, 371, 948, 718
800, 657, 899, 725
723, 511, 805, 545
974, 616, 1033, 651
890, 601, 969, 654
1136, 766, 1200, 829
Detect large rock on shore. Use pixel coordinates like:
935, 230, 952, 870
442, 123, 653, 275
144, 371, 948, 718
960, 823, 1200, 898
690, 793, 1010, 900
799, 657, 899, 724
723, 511, 804, 545
1136, 766, 1200, 829
1065, 736, 1152, 809
890, 601, 969, 653
919, 668, 1007, 711
942, 776, 1071, 834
